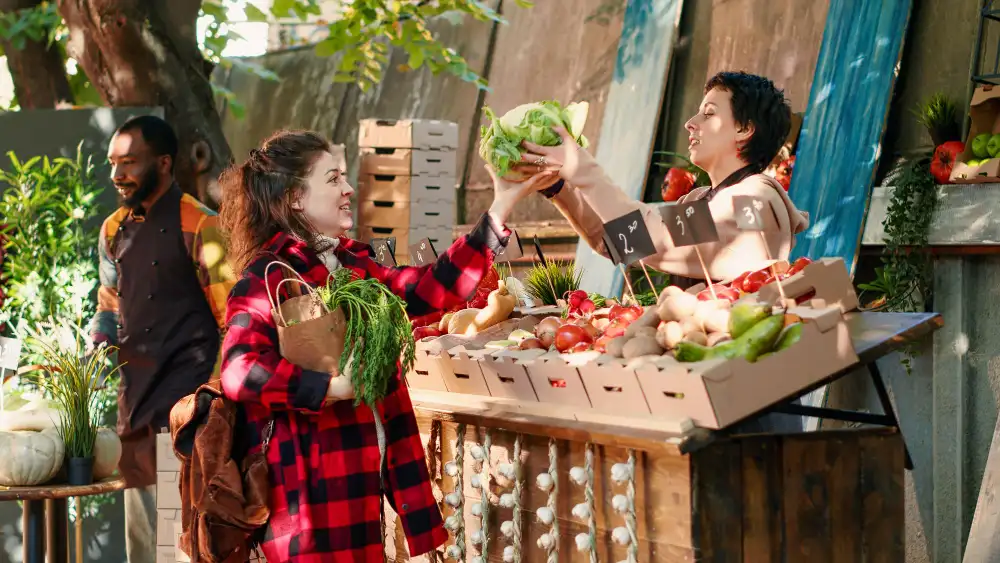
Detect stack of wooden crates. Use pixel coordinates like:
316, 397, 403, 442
156, 431, 266, 562
355, 119, 459, 258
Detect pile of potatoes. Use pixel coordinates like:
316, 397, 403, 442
605, 286, 747, 361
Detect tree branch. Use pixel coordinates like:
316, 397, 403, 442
0, 0, 74, 108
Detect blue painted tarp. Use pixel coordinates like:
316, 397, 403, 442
788, 0, 913, 273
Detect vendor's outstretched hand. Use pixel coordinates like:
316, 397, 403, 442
520, 126, 596, 182
485, 165, 560, 227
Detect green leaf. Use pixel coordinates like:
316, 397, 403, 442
271, 0, 298, 19
315, 38, 339, 58
244, 4, 269, 22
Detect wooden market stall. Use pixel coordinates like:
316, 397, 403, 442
388, 258, 943, 562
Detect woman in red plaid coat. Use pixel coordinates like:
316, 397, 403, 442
217, 130, 555, 562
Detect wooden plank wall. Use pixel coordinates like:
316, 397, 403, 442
575, 0, 685, 300
217, 1, 625, 229
706, 0, 830, 114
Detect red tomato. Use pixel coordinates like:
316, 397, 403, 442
729, 271, 751, 291
412, 326, 443, 340
786, 256, 814, 276
603, 318, 630, 339
741, 270, 770, 294
930, 141, 964, 184
555, 324, 594, 352
609, 304, 642, 323
661, 167, 697, 202
568, 342, 593, 354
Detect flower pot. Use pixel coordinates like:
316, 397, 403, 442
66, 457, 93, 486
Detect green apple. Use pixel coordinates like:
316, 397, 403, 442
968, 159, 982, 167
973, 133, 992, 158
989, 134, 1000, 158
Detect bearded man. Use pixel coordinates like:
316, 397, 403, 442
88, 115, 235, 563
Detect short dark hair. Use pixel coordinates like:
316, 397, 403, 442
116, 115, 179, 171
704, 71, 791, 171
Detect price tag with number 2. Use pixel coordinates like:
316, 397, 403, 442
602, 209, 657, 266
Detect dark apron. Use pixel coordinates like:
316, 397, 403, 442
111, 186, 221, 487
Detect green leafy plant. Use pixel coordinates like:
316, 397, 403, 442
479, 100, 589, 177
24, 322, 123, 459
857, 154, 938, 313
0, 148, 118, 517
523, 260, 582, 306
0, 147, 102, 350
913, 93, 962, 146
317, 268, 415, 407
857, 154, 939, 374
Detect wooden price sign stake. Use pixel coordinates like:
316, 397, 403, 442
659, 199, 721, 299
0, 335, 22, 419
602, 209, 658, 304
409, 238, 438, 267
370, 237, 397, 267
732, 195, 788, 303
530, 234, 562, 304
495, 230, 526, 306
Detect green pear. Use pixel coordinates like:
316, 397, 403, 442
973, 133, 992, 158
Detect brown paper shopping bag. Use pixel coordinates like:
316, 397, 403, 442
264, 260, 347, 373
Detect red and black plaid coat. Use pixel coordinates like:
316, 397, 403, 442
221, 213, 509, 562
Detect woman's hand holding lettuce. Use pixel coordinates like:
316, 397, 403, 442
479, 100, 590, 179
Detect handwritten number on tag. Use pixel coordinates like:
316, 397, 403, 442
675, 215, 685, 236
618, 232, 635, 255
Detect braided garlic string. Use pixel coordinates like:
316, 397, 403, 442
610, 450, 639, 563
443, 423, 467, 560
570, 444, 599, 561
512, 434, 524, 563
534, 439, 559, 563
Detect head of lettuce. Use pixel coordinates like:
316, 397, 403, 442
479, 100, 589, 180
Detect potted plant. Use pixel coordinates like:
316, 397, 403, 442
26, 322, 122, 486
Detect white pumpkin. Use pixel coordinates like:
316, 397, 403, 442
0, 428, 64, 486
93, 428, 122, 480
0, 399, 61, 432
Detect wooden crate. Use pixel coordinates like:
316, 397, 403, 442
399, 404, 905, 562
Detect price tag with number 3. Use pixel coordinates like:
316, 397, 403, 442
659, 199, 719, 247
732, 195, 769, 232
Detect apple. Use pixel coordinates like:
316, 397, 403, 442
989, 134, 1000, 158
973, 133, 992, 159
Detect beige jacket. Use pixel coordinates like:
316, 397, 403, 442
548, 160, 810, 281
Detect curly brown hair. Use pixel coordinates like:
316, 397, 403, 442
219, 130, 333, 274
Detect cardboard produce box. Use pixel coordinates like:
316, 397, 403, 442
156, 431, 181, 472
359, 148, 456, 177
356, 199, 456, 231
757, 257, 860, 313
358, 118, 459, 150
357, 174, 456, 203
951, 85, 1000, 183
405, 299, 858, 431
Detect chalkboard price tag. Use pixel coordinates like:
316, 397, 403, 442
495, 230, 524, 262
0, 336, 22, 371
409, 238, 437, 267
732, 195, 767, 232
659, 199, 720, 247
370, 237, 397, 267
602, 210, 657, 266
